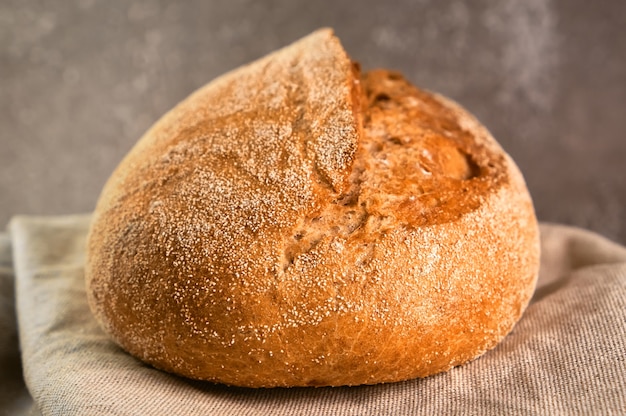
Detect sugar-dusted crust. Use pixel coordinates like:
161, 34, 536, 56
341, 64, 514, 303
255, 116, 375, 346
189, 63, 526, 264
85, 29, 540, 387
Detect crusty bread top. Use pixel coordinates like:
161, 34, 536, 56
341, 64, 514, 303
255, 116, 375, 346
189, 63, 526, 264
88, 27, 363, 353
86, 29, 539, 387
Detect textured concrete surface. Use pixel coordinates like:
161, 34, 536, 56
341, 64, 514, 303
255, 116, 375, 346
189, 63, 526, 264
0, 2, 625, 411
1, 0, 625, 243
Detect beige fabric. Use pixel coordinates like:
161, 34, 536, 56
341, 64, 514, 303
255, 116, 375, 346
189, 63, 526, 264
4, 215, 626, 415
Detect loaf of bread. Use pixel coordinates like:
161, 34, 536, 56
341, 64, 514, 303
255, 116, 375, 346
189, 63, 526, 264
86, 29, 540, 387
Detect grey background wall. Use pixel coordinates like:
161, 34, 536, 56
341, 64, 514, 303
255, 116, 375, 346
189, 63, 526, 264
2, 0, 625, 242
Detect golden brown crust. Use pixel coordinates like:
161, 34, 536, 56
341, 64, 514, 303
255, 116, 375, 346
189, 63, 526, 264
85, 29, 539, 387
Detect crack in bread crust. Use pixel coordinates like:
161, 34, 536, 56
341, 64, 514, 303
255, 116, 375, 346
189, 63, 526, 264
282, 68, 507, 270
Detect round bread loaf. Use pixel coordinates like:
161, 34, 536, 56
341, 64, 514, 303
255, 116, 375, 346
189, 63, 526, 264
86, 29, 540, 387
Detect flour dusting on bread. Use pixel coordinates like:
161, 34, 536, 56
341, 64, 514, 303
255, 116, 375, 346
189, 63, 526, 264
85, 29, 539, 387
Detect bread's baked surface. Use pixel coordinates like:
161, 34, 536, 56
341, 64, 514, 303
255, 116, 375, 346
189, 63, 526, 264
86, 29, 540, 387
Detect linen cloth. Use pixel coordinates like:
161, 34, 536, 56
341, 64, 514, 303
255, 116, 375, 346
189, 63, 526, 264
3, 215, 626, 415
